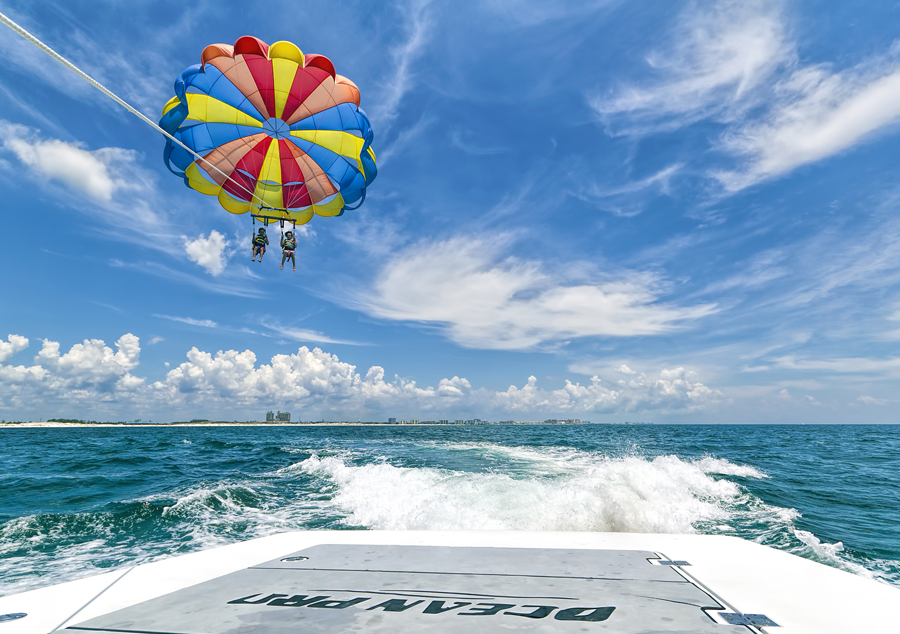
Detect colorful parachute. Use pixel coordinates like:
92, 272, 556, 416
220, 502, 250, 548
159, 36, 376, 225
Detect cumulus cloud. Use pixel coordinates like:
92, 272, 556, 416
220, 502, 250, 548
0, 121, 134, 201
348, 237, 715, 350
183, 230, 230, 276
153, 346, 720, 415
496, 369, 720, 414
0, 334, 29, 363
35, 334, 142, 390
0, 332, 720, 419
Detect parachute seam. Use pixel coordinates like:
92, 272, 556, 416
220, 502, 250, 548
0, 11, 276, 213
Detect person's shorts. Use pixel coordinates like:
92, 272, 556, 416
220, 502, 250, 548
254, 245, 266, 254
283, 249, 295, 256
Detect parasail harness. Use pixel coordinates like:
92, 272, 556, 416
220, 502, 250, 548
252, 207, 297, 248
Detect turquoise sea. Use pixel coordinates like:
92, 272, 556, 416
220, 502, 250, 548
1, 424, 898, 596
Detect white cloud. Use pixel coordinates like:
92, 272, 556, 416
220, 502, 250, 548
260, 320, 364, 346
854, 395, 887, 406
0, 122, 266, 299
154, 315, 218, 329
572, 164, 682, 217
0, 332, 720, 419
183, 230, 230, 276
148, 336, 164, 345
593, 0, 791, 131
0, 121, 132, 201
702, 249, 788, 293
349, 237, 716, 350
715, 61, 900, 191
593, 1, 900, 191
0, 334, 29, 363
36, 334, 140, 383
771, 355, 900, 374
151, 347, 720, 416
371, 0, 432, 134
449, 129, 508, 155
495, 369, 720, 414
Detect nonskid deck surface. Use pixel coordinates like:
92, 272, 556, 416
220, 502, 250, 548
62, 544, 744, 634
2, 531, 899, 634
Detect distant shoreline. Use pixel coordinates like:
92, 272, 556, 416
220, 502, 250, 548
0, 421, 595, 428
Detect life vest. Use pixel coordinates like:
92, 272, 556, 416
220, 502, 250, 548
284, 237, 296, 250
253, 234, 267, 246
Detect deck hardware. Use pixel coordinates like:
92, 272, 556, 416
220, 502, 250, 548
0, 613, 26, 623
280, 556, 309, 562
657, 560, 690, 566
719, 612, 779, 627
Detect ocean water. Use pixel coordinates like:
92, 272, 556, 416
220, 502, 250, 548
1, 424, 898, 597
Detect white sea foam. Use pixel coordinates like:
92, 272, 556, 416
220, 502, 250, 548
792, 530, 888, 582
298, 451, 765, 533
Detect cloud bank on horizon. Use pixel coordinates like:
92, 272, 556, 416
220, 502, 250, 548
1, 0, 900, 422
0, 333, 718, 421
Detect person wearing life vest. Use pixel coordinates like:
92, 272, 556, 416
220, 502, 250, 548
251, 228, 269, 262
281, 231, 297, 271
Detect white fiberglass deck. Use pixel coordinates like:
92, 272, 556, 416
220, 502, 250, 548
0, 531, 896, 634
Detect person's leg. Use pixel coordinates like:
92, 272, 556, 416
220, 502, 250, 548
252, 246, 258, 261
290, 252, 296, 271
281, 251, 286, 269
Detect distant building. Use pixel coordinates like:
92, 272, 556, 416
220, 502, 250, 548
388, 417, 397, 424
266, 411, 275, 422
439, 419, 449, 424
454, 419, 464, 424
410, 419, 419, 424
275, 411, 291, 422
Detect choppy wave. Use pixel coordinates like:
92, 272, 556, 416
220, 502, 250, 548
1, 427, 898, 597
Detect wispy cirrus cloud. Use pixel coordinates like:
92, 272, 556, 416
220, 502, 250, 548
592, 0, 792, 133
572, 164, 682, 217
260, 320, 366, 346
345, 235, 716, 350
370, 0, 433, 135
592, 0, 900, 192
714, 58, 900, 191
154, 315, 218, 328
449, 129, 508, 155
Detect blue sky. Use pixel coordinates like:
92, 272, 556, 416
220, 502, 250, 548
2, 0, 900, 423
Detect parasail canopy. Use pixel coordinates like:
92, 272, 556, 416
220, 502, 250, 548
160, 36, 376, 225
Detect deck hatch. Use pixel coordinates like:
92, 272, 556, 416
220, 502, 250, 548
719, 612, 780, 627
65, 544, 749, 634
